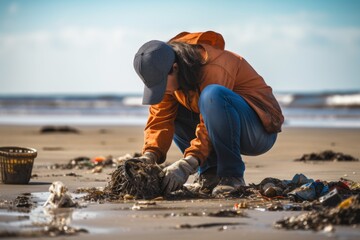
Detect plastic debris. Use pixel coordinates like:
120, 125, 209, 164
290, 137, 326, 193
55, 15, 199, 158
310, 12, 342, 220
274, 195, 360, 231
338, 196, 356, 209
51, 153, 141, 171
92, 156, 107, 164
341, 178, 360, 193
319, 188, 343, 207
131, 201, 157, 210
43, 181, 77, 208
233, 202, 248, 210
91, 166, 103, 173
289, 173, 314, 185
252, 174, 315, 199
288, 181, 329, 201
264, 186, 283, 198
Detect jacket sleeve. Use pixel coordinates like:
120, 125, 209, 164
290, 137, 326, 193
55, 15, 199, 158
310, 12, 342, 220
184, 114, 212, 165
143, 94, 179, 164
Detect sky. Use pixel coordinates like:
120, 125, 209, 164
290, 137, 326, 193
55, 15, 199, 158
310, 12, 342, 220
0, 0, 360, 95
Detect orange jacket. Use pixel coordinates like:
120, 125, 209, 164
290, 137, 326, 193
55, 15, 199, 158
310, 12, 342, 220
143, 31, 284, 164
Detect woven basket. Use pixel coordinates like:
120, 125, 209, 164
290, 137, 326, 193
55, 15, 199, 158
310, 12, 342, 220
0, 146, 37, 184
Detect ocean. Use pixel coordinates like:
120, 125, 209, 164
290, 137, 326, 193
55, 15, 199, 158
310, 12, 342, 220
0, 92, 359, 128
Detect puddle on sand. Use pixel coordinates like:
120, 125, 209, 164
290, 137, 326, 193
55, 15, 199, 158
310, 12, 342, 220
0, 192, 95, 238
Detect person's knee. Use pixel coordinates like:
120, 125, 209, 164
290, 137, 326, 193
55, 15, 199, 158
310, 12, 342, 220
199, 84, 227, 110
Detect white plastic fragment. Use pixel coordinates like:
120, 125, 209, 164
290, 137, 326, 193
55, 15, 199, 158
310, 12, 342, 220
43, 181, 77, 208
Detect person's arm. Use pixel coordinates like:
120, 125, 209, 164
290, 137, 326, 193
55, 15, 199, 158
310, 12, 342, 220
143, 94, 179, 164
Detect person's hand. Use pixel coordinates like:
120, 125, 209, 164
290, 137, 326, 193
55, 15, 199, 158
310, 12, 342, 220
136, 152, 157, 164
161, 156, 199, 194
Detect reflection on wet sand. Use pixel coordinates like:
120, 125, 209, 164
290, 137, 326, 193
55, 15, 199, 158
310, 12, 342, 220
0, 193, 88, 238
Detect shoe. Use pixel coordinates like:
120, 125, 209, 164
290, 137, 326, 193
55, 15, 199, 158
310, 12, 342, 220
188, 168, 220, 194
212, 177, 246, 196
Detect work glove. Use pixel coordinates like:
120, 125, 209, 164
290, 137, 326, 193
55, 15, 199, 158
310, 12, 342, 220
136, 152, 157, 164
161, 156, 199, 194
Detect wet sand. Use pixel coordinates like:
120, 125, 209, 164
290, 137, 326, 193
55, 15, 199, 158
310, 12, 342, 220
0, 125, 359, 239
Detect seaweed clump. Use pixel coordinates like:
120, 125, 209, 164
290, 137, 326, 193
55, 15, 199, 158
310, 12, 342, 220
295, 150, 358, 162
104, 158, 164, 200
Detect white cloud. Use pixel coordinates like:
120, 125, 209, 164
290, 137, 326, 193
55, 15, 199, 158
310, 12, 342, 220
0, 27, 126, 49
0, 26, 148, 94
56, 27, 126, 50
223, 22, 360, 52
217, 16, 360, 92
218, 9, 360, 53
0, 13, 360, 94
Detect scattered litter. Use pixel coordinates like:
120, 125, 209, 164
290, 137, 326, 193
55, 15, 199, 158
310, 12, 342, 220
81, 171, 360, 209
341, 178, 360, 194
295, 150, 358, 162
131, 201, 157, 210
91, 166, 103, 173
274, 195, 360, 231
77, 170, 360, 233
233, 201, 248, 210
50, 152, 142, 171
51, 156, 113, 170
44, 181, 78, 208
2, 168, 359, 236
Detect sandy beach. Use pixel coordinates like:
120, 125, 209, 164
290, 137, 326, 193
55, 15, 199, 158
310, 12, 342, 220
0, 125, 359, 240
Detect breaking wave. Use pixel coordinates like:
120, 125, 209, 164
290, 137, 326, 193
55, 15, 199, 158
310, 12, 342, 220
276, 92, 360, 108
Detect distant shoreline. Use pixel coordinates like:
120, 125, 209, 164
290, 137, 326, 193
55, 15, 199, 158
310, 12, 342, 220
0, 115, 359, 128
0, 92, 359, 128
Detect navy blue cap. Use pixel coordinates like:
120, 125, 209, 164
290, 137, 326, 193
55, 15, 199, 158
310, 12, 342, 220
133, 40, 175, 105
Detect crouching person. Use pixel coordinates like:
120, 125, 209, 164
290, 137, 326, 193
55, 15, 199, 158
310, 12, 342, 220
132, 31, 284, 196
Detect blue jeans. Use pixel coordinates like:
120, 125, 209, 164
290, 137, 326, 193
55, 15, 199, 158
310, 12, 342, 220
173, 84, 277, 178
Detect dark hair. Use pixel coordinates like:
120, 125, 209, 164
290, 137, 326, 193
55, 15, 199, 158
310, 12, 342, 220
168, 42, 205, 108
